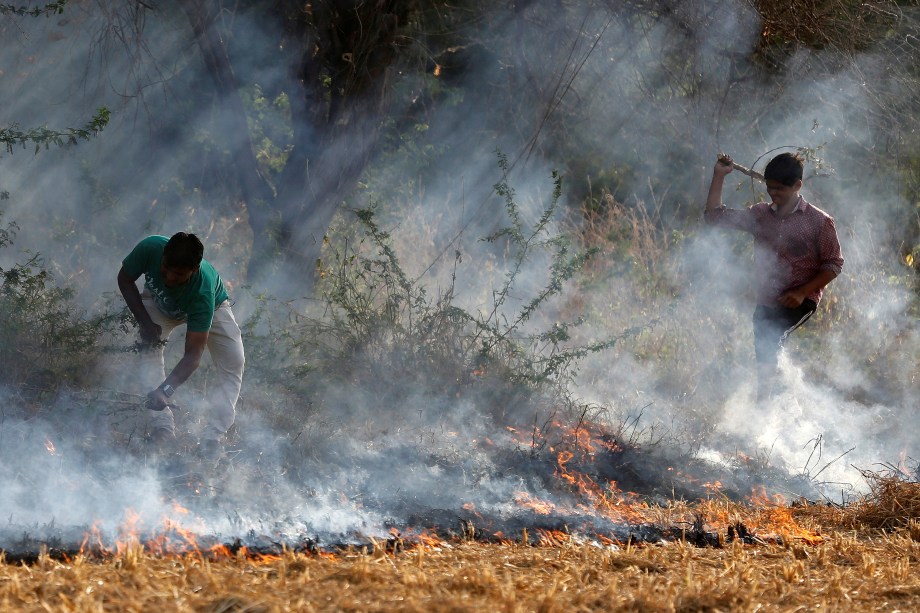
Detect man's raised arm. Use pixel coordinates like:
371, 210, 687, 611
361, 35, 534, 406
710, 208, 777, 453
706, 156, 734, 212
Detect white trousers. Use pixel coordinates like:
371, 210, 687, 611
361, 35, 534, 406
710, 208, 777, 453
140, 292, 245, 442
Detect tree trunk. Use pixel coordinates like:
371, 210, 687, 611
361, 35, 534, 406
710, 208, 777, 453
178, 0, 276, 272
182, 0, 408, 292
269, 0, 406, 290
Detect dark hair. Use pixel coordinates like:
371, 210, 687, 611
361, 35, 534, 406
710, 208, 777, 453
163, 232, 204, 269
763, 153, 804, 186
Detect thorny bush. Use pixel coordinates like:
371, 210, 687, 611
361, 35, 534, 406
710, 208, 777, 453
241, 159, 634, 469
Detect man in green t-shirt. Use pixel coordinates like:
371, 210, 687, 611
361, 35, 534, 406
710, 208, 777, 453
117, 232, 245, 462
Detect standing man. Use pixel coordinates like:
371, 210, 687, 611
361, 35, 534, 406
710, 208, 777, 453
117, 232, 245, 460
705, 153, 844, 401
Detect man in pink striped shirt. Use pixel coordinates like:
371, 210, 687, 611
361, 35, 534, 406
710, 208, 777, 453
705, 153, 844, 401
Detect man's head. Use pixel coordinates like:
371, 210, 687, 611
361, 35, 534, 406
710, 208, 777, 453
763, 153, 804, 210
764, 153, 804, 186
161, 232, 203, 287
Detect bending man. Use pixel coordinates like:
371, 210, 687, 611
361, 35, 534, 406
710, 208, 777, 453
117, 232, 245, 459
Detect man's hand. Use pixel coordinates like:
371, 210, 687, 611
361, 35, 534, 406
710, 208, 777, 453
139, 322, 163, 346
779, 271, 838, 310
714, 154, 734, 177
145, 387, 170, 411
778, 288, 807, 309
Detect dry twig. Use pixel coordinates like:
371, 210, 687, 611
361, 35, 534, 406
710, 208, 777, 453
717, 153, 765, 181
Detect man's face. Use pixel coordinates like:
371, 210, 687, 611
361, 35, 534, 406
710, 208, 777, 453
765, 179, 802, 210
160, 259, 198, 287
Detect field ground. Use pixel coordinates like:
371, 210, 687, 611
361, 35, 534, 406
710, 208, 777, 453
4, 488, 920, 613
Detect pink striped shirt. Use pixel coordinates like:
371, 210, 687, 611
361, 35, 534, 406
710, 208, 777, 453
705, 196, 844, 305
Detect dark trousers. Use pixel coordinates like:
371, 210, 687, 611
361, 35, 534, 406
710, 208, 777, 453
752, 299, 817, 399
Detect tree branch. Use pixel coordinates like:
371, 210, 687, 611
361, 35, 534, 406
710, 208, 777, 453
0, 108, 109, 154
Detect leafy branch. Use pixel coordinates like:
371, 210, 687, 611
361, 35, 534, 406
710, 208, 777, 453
1, 107, 110, 154
0, 1, 67, 17
476, 155, 599, 366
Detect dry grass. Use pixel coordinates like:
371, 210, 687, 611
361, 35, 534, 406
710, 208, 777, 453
799, 474, 920, 533
2, 529, 919, 612
6, 485, 920, 612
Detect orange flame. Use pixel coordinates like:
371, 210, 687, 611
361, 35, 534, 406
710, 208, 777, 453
415, 530, 444, 548
702, 481, 723, 495
514, 491, 555, 515
536, 528, 569, 546
745, 486, 824, 545
552, 448, 646, 523
80, 522, 107, 556
463, 502, 484, 520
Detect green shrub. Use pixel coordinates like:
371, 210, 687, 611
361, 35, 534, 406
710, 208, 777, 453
0, 213, 116, 395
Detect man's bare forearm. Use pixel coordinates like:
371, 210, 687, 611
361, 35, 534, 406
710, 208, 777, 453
706, 174, 726, 211
162, 331, 209, 388
795, 269, 838, 297
778, 269, 838, 308
147, 331, 207, 409
706, 159, 733, 211
163, 354, 200, 388
117, 267, 155, 329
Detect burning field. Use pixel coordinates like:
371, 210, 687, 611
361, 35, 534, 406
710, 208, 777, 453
0, 186, 914, 613
5, 382, 920, 611
4, 478, 920, 611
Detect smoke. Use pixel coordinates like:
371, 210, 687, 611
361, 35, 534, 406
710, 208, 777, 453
0, 0, 917, 550
593, 18, 917, 497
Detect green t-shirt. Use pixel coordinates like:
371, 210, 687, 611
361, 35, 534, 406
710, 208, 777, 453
122, 235, 230, 333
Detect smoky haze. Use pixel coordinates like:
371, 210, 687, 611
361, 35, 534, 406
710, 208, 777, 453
0, 1, 916, 549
